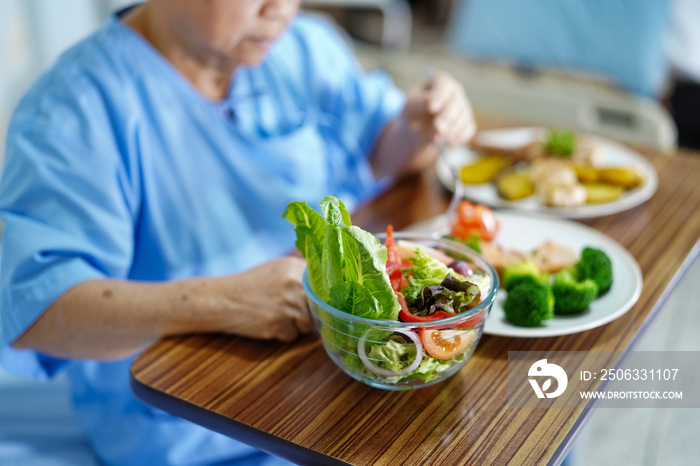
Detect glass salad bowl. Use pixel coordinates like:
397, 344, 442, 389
303, 232, 499, 391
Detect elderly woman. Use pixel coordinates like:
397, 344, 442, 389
0, 1, 475, 464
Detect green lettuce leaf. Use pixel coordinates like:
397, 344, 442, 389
281, 201, 327, 299
341, 226, 400, 320
329, 282, 380, 318
401, 248, 468, 301
410, 353, 466, 383
367, 339, 419, 373
545, 129, 576, 157
320, 196, 351, 294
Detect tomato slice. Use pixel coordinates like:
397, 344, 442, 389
419, 328, 475, 360
474, 204, 498, 241
450, 200, 499, 242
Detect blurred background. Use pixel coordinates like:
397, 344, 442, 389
3, 0, 700, 159
1, 1, 698, 465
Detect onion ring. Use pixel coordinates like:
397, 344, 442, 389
357, 329, 423, 378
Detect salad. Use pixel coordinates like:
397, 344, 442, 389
283, 196, 494, 387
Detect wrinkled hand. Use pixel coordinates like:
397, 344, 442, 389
401, 71, 476, 148
213, 257, 314, 342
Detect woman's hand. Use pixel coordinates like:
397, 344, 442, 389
371, 71, 476, 179
211, 256, 314, 342
401, 71, 476, 148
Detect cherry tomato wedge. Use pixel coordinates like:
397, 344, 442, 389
450, 200, 499, 242
418, 328, 475, 360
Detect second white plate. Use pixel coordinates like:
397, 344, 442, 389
435, 127, 658, 219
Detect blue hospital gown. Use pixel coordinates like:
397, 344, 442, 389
0, 10, 405, 466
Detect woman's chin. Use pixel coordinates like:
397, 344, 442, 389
232, 51, 270, 68
236, 40, 278, 66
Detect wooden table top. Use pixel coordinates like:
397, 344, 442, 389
131, 130, 700, 466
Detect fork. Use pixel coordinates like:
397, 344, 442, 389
426, 67, 466, 233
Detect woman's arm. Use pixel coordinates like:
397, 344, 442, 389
11, 257, 313, 360
371, 71, 476, 180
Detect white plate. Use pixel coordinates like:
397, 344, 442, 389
408, 212, 643, 338
435, 127, 658, 219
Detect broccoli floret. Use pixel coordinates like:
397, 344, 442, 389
502, 260, 550, 291
503, 282, 554, 327
545, 129, 576, 157
552, 268, 598, 314
576, 247, 613, 296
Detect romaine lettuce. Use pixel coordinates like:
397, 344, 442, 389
284, 196, 400, 320
281, 201, 327, 299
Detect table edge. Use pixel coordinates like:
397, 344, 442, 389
129, 372, 351, 466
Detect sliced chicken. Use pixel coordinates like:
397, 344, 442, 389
479, 241, 529, 277
531, 240, 580, 273
480, 239, 578, 277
